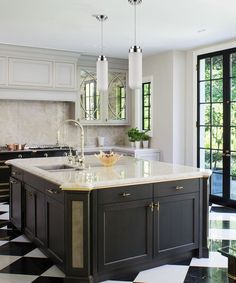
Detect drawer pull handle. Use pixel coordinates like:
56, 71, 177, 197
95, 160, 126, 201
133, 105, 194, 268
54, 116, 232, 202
10, 180, 17, 184
18, 154, 22, 158
176, 186, 184, 190
121, 192, 131, 197
47, 189, 59, 194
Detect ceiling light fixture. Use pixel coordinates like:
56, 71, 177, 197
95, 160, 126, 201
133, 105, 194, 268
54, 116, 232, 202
128, 0, 142, 90
93, 14, 108, 92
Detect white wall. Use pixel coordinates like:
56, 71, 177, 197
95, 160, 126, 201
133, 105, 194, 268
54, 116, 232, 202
143, 51, 173, 162
143, 51, 186, 164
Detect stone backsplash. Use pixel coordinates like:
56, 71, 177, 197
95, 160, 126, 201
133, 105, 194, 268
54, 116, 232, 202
0, 100, 128, 147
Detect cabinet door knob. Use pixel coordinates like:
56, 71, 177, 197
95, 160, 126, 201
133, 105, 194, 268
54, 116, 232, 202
121, 192, 131, 197
44, 153, 48, 158
10, 180, 17, 184
18, 154, 22, 158
176, 186, 184, 190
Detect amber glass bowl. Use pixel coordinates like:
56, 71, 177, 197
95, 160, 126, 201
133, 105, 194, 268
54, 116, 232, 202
94, 151, 122, 167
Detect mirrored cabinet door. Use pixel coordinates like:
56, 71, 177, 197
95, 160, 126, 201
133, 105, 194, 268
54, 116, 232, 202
79, 70, 101, 122
108, 72, 127, 122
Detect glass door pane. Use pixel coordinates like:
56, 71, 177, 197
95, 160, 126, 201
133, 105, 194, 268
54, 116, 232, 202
198, 55, 224, 197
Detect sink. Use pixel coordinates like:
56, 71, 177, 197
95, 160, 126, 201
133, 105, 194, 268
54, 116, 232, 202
37, 164, 78, 172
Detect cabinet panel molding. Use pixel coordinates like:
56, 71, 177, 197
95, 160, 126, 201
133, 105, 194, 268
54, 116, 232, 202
8, 57, 53, 87
0, 56, 7, 85
55, 62, 76, 89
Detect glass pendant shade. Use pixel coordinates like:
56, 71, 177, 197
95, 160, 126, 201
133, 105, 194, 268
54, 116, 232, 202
97, 55, 108, 92
129, 46, 142, 89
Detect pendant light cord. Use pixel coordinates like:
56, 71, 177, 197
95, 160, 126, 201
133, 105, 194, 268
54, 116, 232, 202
101, 17, 104, 55
134, 2, 136, 46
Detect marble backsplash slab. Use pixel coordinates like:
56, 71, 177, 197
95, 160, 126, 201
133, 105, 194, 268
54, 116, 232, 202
0, 100, 127, 147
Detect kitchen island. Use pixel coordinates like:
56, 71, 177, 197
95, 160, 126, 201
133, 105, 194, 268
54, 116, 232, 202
6, 156, 211, 283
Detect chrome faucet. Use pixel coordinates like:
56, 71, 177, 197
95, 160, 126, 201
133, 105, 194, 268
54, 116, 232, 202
56, 119, 85, 168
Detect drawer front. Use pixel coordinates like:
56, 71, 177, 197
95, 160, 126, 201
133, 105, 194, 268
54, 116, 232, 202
11, 167, 24, 181
154, 179, 200, 197
24, 172, 45, 193
45, 180, 64, 204
98, 184, 153, 204
0, 152, 31, 161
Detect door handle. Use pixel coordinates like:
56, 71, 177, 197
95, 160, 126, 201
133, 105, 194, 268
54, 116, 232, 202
121, 192, 131, 197
176, 186, 184, 191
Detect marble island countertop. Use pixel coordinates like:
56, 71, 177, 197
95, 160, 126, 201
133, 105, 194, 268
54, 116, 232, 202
6, 156, 212, 191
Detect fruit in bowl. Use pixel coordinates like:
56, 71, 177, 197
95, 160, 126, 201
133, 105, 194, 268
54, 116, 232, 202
94, 151, 122, 167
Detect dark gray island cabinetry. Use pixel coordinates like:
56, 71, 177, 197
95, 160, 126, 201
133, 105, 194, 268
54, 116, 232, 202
7, 156, 211, 283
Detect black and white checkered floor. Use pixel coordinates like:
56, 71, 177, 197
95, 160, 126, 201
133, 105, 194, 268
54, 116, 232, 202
0, 202, 234, 283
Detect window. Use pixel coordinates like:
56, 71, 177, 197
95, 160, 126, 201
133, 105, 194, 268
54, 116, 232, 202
142, 81, 151, 131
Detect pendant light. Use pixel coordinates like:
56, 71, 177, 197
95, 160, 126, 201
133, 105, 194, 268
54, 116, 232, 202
94, 14, 108, 92
128, 0, 142, 90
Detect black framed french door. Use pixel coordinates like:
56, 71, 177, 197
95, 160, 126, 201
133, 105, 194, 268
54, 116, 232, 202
197, 48, 236, 206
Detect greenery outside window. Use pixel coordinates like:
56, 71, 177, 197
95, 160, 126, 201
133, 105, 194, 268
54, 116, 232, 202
142, 81, 151, 131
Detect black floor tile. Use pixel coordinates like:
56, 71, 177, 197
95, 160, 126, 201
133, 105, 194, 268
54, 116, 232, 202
208, 239, 236, 252
0, 242, 36, 256
32, 277, 66, 283
0, 257, 54, 275
0, 228, 22, 241
0, 220, 10, 229
184, 267, 228, 283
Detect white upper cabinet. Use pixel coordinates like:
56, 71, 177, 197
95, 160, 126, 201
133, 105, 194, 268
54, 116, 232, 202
77, 68, 130, 126
9, 58, 53, 87
55, 62, 76, 89
0, 45, 78, 93
0, 57, 7, 85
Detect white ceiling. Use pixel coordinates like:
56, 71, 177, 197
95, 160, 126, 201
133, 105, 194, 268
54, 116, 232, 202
1, 0, 236, 58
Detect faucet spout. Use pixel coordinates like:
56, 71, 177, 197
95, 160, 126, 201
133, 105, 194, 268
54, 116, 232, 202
57, 119, 85, 168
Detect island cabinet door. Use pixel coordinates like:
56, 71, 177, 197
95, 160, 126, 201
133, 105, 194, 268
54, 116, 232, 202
98, 199, 153, 272
9, 177, 22, 230
45, 196, 64, 263
153, 192, 199, 259
35, 190, 46, 246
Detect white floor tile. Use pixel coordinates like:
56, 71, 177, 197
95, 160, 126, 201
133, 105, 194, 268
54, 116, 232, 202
190, 251, 228, 268
0, 226, 8, 230
0, 240, 7, 246
134, 265, 189, 283
41, 265, 65, 277
209, 213, 236, 221
24, 248, 47, 258
11, 235, 31, 243
0, 205, 9, 212
209, 228, 236, 240
0, 213, 9, 220
0, 274, 38, 283
0, 255, 21, 270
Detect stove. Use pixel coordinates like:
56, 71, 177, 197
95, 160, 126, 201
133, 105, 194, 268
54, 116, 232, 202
28, 144, 69, 150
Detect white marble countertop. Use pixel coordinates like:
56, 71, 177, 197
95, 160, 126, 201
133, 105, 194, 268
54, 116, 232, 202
6, 156, 212, 191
